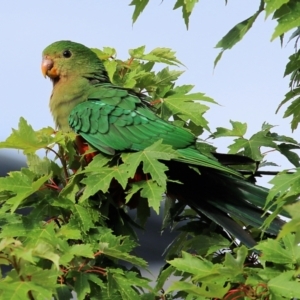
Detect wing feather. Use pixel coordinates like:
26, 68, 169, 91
69, 87, 195, 153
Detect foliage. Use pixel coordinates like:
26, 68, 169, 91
1, 1, 300, 299
0, 42, 295, 300
0, 46, 220, 299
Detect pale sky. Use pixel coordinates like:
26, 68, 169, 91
0, 0, 296, 181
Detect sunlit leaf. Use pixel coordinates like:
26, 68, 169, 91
272, 1, 300, 40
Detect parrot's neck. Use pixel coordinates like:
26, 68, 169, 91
49, 76, 91, 131
49, 61, 111, 131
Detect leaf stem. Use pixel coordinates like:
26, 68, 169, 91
93, 250, 103, 257
240, 170, 295, 176
262, 149, 276, 155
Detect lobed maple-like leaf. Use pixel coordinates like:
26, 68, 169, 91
0, 169, 51, 212
0, 117, 60, 154
272, 1, 300, 40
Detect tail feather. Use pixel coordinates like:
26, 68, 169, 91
189, 202, 258, 248
176, 148, 243, 177
166, 157, 284, 248
205, 173, 284, 232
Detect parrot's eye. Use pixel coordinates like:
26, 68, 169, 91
62, 50, 72, 58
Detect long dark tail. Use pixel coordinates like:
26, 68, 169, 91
165, 160, 284, 248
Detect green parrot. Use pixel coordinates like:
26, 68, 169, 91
42, 40, 284, 247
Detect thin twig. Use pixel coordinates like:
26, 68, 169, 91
240, 170, 295, 176
93, 250, 103, 257
262, 149, 277, 155
84, 268, 106, 276
46, 146, 69, 184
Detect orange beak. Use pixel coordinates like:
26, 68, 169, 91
41, 56, 56, 78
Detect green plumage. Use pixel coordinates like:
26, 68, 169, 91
43, 41, 284, 247
69, 90, 196, 155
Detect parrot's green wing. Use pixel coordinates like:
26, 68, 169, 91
69, 86, 240, 176
69, 87, 194, 154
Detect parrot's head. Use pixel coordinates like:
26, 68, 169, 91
41, 40, 109, 83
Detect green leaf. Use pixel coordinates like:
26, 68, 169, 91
223, 246, 248, 272
121, 140, 179, 186
199, 235, 231, 256
277, 89, 299, 116
56, 286, 74, 300
163, 94, 211, 130
255, 237, 296, 264
0, 281, 54, 300
91, 47, 116, 60
272, 1, 300, 40
268, 131, 298, 143
57, 224, 82, 240
267, 169, 300, 204
73, 272, 91, 300
0, 169, 51, 212
111, 269, 152, 289
78, 153, 127, 201
129, 0, 149, 24
141, 47, 183, 66
216, 14, 261, 50
155, 265, 175, 292
265, 0, 289, 18
213, 120, 247, 138
154, 68, 183, 86
166, 280, 228, 299
268, 270, 300, 298
27, 154, 51, 175
278, 202, 300, 239
283, 96, 300, 131
284, 53, 300, 77
108, 270, 142, 300
288, 26, 300, 43
277, 143, 300, 167
0, 118, 59, 154
19, 266, 59, 291
33, 241, 60, 270
95, 228, 147, 267
104, 60, 118, 82
173, 0, 199, 29
69, 244, 94, 258
134, 180, 165, 214
81, 165, 128, 200
171, 84, 194, 95
73, 204, 95, 232
214, 8, 263, 66
129, 45, 146, 58
0, 237, 19, 251
167, 251, 220, 280
228, 129, 278, 160
213, 50, 224, 69
282, 233, 300, 263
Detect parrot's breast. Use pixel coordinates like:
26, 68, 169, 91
49, 77, 90, 131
